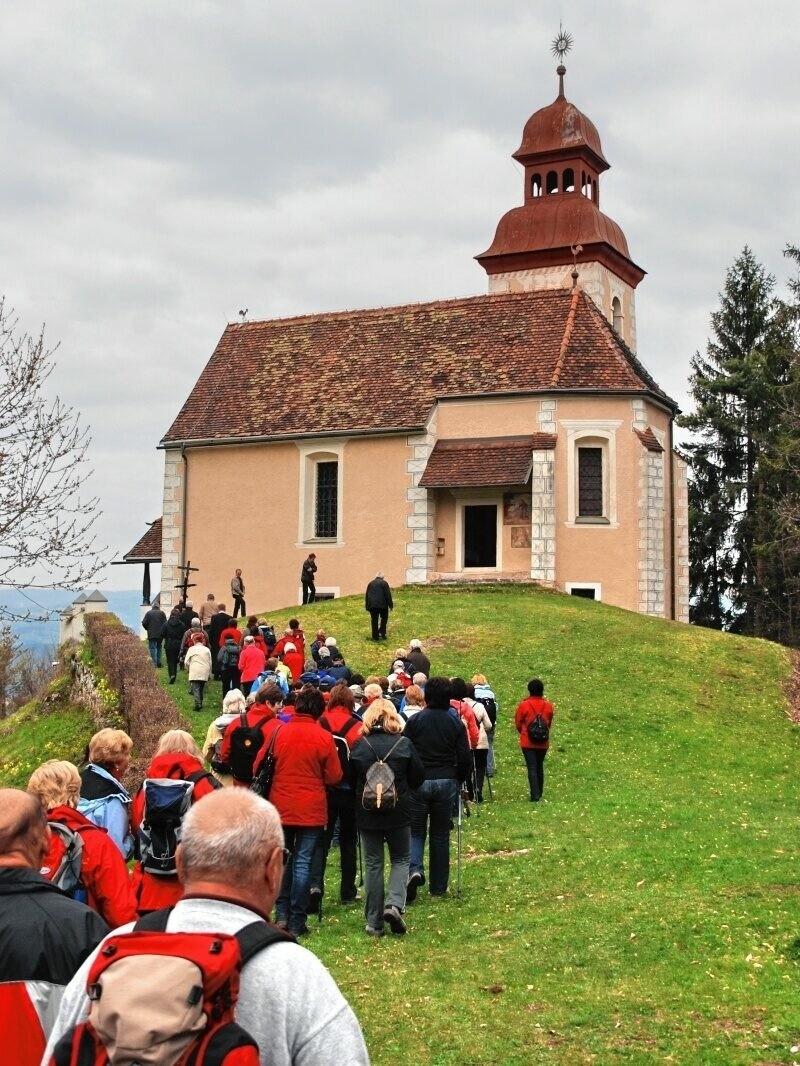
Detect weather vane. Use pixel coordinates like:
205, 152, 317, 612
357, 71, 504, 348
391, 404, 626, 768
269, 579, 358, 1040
551, 24, 573, 97
551, 23, 573, 62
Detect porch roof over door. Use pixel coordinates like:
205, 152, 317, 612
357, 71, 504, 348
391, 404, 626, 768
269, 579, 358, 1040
419, 434, 556, 489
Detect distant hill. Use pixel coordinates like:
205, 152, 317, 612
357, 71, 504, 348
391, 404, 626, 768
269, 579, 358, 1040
2, 588, 143, 653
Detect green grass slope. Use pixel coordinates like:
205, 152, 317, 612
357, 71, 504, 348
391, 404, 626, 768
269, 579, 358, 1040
158, 585, 799, 1065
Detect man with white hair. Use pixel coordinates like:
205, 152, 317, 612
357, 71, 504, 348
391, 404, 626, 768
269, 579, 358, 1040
407, 639, 431, 678
44, 789, 370, 1066
364, 572, 393, 641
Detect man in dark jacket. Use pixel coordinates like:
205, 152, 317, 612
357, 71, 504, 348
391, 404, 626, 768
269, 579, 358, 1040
301, 553, 317, 605
407, 638, 431, 677
208, 603, 232, 677
403, 677, 472, 902
365, 572, 393, 641
141, 602, 167, 667
0, 789, 109, 1066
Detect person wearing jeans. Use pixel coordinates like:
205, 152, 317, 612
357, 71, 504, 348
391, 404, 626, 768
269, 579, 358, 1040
251, 685, 341, 937
275, 826, 323, 937
350, 699, 425, 936
402, 677, 472, 902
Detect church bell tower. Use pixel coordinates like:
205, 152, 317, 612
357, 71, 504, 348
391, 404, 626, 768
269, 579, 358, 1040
476, 35, 645, 351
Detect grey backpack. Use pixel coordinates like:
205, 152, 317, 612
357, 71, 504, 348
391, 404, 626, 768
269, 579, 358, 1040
361, 737, 404, 811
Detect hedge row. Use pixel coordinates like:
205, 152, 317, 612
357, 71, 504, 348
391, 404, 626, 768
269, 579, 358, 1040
83, 613, 189, 786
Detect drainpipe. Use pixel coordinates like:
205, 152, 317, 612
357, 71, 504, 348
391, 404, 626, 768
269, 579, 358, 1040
668, 419, 676, 621
180, 444, 189, 577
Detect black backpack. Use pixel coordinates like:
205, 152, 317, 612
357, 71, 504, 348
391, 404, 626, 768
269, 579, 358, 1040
475, 694, 498, 726
229, 712, 271, 783
218, 642, 241, 671
527, 713, 550, 744
137, 770, 221, 877
258, 624, 276, 649
320, 714, 361, 785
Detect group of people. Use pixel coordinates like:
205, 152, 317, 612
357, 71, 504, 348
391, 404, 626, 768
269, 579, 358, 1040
1, 588, 557, 1064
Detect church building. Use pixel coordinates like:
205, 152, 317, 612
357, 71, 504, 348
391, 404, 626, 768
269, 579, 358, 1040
157, 58, 690, 621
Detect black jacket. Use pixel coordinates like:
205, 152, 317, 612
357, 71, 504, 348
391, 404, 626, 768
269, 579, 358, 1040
350, 728, 425, 830
208, 612, 232, 668
407, 649, 431, 677
365, 578, 393, 611
164, 615, 186, 649
141, 608, 167, 639
403, 705, 472, 783
0, 867, 109, 983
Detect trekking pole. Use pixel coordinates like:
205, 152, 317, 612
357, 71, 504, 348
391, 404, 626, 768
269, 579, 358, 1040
470, 753, 480, 817
485, 766, 494, 802
456, 789, 463, 898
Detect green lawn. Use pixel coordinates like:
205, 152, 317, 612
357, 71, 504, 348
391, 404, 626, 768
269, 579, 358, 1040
156, 585, 800, 1065
3, 585, 798, 1063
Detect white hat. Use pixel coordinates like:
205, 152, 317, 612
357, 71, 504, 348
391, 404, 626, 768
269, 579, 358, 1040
325, 637, 337, 647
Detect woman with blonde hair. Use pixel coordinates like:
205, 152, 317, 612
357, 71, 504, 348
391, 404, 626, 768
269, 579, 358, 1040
130, 728, 220, 914
78, 728, 134, 858
349, 699, 425, 937
28, 759, 137, 927
203, 688, 246, 787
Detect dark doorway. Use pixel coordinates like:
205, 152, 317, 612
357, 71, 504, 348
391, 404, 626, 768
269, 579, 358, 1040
463, 505, 497, 568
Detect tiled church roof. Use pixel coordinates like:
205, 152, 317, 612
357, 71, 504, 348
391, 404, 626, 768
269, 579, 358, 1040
634, 426, 665, 453
419, 435, 550, 488
161, 289, 675, 446
122, 518, 162, 561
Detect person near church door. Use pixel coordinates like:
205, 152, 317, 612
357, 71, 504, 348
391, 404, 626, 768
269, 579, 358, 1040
301, 553, 317, 604
365, 572, 393, 641
230, 569, 246, 619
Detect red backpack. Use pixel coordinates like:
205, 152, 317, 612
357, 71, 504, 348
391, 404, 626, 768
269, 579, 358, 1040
48, 907, 292, 1066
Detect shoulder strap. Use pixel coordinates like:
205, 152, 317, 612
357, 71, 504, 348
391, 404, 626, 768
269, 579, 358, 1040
235, 920, 294, 963
134, 906, 174, 932
321, 714, 361, 740
187, 768, 221, 790
384, 736, 404, 760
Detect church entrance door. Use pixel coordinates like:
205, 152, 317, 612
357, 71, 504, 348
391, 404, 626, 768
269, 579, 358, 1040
463, 505, 497, 568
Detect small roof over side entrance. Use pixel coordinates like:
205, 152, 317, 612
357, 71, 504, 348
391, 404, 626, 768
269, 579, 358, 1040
419, 434, 556, 489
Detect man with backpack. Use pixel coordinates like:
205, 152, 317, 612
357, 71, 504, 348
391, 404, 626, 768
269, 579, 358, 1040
218, 682, 285, 786
0, 789, 109, 1066
43, 789, 371, 1066
514, 678, 555, 802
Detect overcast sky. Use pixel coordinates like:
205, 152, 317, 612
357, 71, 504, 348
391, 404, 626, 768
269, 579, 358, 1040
1, 1, 797, 594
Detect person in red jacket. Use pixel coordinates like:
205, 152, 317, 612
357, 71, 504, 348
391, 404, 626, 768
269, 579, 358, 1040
237, 634, 267, 695
309, 683, 364, 909
514, 678, 555, 802
450, 677, 479, 749
219, 681, 284, 786
281, 641, 304, 684
218, 620, 243, 648
27, 760, 137, 929
129, 730, 220, 913
252, 685, 341, 937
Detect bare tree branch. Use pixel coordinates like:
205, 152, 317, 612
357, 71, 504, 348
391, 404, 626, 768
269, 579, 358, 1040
0, 298, 109, 620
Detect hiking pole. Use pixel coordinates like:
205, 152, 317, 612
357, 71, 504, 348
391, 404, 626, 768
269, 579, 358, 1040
456, 788, 463, 898
470, 753, 480, 817
485, 767, 494, 802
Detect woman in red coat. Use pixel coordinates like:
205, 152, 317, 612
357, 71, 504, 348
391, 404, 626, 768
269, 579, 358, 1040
252, 685, 341, 937
130, 730, 219, 913
237, 634, 267, 695
514, 678, 554, 802
281, 641, 304, 684
28, 759, 138, 928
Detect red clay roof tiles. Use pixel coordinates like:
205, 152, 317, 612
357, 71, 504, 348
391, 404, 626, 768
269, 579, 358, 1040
634, 426, 665, 453
123, 518, 162, 561
419, 436, 540, 488
161, 289, 675, 446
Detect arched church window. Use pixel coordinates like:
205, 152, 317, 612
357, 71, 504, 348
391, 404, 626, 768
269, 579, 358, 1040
592, 179, 598, 204
563, 168, 575, 192
546, 171, 558, 195
531, 173, 542, 198
612, 296, 623, 334
581, 172, 589, 197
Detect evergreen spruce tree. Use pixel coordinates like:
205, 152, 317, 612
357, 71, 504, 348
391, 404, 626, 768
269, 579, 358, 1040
679, 247, 785, 635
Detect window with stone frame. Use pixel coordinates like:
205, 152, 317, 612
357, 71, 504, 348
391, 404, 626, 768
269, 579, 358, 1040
314, 460, 338, 539
577, 446, 604, 518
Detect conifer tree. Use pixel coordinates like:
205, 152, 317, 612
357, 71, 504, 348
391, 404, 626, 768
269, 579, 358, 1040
679, 247, 786, 635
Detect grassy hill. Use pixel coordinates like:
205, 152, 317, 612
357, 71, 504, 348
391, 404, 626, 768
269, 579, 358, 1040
3, 585, 798, 1063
